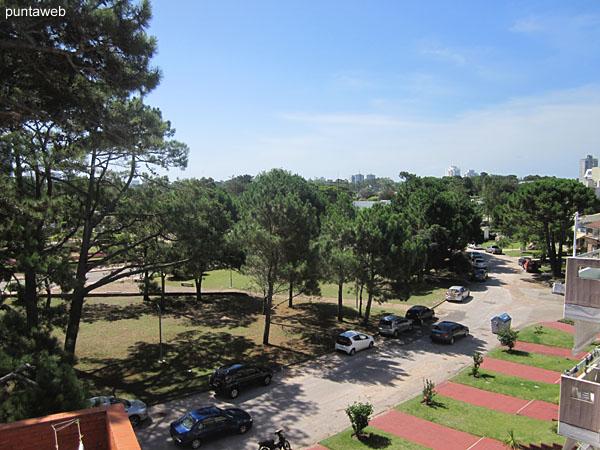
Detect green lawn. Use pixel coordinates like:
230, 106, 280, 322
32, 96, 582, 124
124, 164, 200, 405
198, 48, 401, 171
395, 395, 563, 446
60, 293, 377, 405
517, 326, 574, 349
451, 369, 560, 404
487, 347, 575, 372
164, 269, 451, 308
320, 426, 430, 450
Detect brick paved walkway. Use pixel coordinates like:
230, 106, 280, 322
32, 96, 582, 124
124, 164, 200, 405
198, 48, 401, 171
436, 381, 558, 421
480, 358, 562, 384
369, 410, 506, 450
512, 341, 587, 359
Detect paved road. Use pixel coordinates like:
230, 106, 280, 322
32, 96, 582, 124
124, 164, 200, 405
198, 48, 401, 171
134, 252, 565, 449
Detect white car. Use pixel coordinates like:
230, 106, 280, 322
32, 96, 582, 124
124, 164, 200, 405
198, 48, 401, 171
445, 286, 470, 302
88, 396, 148, 426
335, 330, 374, 355
473, 258, 487, 269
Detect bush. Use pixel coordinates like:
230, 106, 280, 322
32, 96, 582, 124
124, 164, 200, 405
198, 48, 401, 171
470, 351, 484, 377
498, 327, 519, 352
421, 378, 437, 406
345, 402, 373, 436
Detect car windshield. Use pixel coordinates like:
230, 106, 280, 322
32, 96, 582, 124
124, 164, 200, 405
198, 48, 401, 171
434, 323, 454, 331
180, 413, 197, 430
379, 319, 392, 326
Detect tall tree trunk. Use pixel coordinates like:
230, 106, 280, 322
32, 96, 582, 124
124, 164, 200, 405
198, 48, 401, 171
44, 279, 52, 309
363, 269, 375, 325
543, 222, 558, 276
194, 276, 202, 302
358, 284, 363, 317
23, 268, 38, 331
363, 289, 373, 326
263, 279, 273, 345
64, 151, 96, 357
337, 282, 343, 322
288, 277, 294, 308
557, 241, 564, 277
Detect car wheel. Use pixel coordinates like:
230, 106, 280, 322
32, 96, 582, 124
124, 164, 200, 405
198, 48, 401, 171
238, 423, 249, 434
191, 439, 202, 449
229, 387, 239, 399
393, 330, 399, 338
368, 341, 374, 349
129, 415, 141, 427
450, 337, 455, 345
349, 348, 356, 356
263, 375, 272, 386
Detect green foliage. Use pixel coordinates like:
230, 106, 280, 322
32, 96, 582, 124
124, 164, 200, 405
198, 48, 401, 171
392, 175, 482, 274
534, 325, 544, 335
234, 169, 324, 343
470, 351, 484, 377
497, 328, 519, 352
0, 310, 88, 422
421, 378, 437, 405
505, 178, 599, 277
504, 429, 523, 449
345, 402, 374, 436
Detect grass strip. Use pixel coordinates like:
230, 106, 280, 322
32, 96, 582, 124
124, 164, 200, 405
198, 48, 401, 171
320, 426, 431, 450
451, 369, 560, 404
487, 347, 575, 372
517, 326, 575, 349
395, 395, 563, 445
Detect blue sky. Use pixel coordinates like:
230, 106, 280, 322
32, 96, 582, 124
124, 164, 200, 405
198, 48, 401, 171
145, 1, 600, 182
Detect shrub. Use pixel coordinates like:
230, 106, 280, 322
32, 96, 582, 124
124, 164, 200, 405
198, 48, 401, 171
498, 327, 519, 352
504, 429, 523, 449
534, 325, 544, 335
345, 402, 373, 436
421, 378, 436, 406
470, 351, 484, 377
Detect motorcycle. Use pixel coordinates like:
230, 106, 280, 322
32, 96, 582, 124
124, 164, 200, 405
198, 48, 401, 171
258, 429, 292, 450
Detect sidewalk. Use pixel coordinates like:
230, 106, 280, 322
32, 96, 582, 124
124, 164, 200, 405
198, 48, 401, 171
479, 358, 562, 384
436, 381, 558, 421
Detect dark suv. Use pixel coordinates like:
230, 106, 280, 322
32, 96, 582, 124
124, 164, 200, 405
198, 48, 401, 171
209, 363, 273, 399
405, 305, 435, 324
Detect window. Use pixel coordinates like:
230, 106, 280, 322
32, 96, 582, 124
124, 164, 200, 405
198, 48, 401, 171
578, 267, 600, 280
571, 386, 596, 403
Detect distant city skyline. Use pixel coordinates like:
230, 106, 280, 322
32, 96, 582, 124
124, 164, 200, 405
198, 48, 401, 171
145, 1, 600, 182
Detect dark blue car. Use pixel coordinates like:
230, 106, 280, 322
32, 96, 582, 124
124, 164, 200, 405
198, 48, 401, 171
170, 406, 252, 448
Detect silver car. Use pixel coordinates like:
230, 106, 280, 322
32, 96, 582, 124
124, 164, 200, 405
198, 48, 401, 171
88, 396, 148, 426
378, 315, 413, 337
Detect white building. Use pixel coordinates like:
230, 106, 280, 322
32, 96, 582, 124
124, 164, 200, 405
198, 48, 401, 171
445, 166, 461, 177
464, 169, 478, 178
580, 155, 598, 182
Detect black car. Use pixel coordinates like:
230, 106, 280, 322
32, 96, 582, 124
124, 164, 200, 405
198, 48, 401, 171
405, 305, 435, 324
170, 406, 252, 449
471, 268, 488, 281
209, 363, 273, 399
430, 321, 469, 344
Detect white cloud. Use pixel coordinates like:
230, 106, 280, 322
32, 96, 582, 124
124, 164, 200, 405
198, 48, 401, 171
268, 85, 600, 179
421, 46, 467, 66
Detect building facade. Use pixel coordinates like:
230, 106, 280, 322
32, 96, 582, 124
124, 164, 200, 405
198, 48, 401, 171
445, 166, 461, 177
580, 155, 598, 182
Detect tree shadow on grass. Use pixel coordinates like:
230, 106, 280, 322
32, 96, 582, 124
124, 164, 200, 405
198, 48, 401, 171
357, 432, 393, 449
165, 293, 262, 329
504, 349, 530, 357
78, 330, 261, 405
81, 301, 154, 324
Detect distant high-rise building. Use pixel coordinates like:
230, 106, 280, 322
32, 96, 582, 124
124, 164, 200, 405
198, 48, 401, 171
351, 173, 364, 184
464, 169, 478, 178
580, 155, 598, 181
445, 166, 461, 177
366, 174, 376, 180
